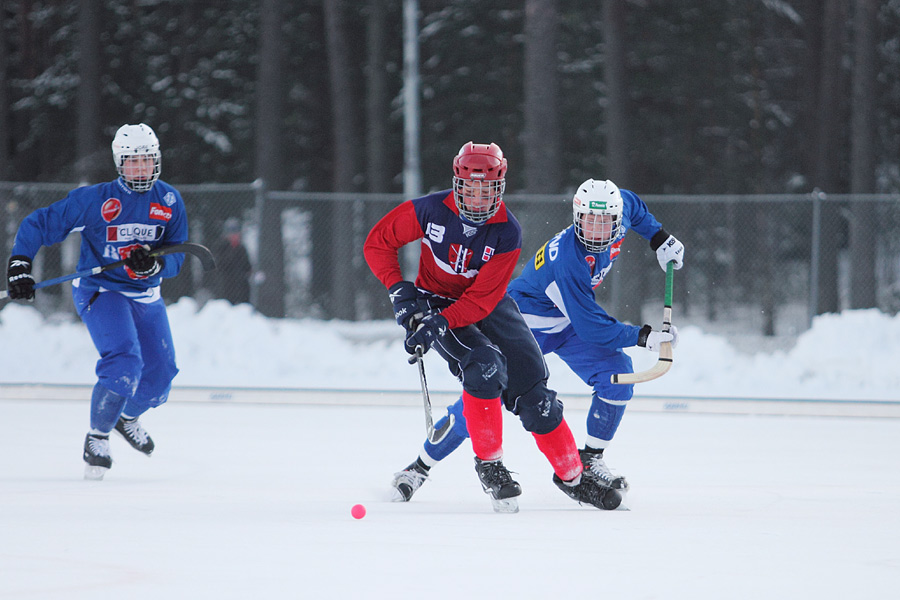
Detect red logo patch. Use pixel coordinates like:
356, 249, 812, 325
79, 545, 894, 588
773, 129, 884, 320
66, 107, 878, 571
449, 244, 473, 273
149, 203, 172, 221
101, 198, 122, 223
610, 238, 623, 260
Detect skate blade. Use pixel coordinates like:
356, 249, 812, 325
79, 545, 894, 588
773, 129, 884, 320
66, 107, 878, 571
84, 465, 109, 481
490, 497, 519, 513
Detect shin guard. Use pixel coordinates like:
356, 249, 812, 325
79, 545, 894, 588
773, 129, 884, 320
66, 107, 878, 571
461, 392, 503, 461
532, 418, 583, 482
90, 383, 128, 433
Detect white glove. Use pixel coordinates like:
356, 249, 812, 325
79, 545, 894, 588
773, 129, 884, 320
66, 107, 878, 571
645, 324, 679, 352
656, 234, 684, 272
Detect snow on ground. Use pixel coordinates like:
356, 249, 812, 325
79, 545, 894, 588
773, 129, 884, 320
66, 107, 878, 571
1, 299, 898, 400
1, 400, 898, 599
1, 301, 899, 598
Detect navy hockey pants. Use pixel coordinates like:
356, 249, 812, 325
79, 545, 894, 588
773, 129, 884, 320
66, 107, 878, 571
421, 293, 564, 437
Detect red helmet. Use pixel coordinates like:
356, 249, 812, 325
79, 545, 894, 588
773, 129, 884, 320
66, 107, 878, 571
451, 142, 507, 224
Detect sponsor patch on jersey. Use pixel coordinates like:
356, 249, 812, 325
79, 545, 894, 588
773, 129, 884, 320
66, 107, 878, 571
610, 238, 623, 259
106, 223, 164, 243
163, 191, 176, 206
461, 223, 477, 238
149, 203, 172, 221
101, 198, 122, 223
585, 255, 596, 272
481, 246, 495, 262
535, 243, 547, 269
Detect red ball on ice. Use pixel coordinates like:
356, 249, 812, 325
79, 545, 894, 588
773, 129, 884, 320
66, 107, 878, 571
351, 504, 366, 519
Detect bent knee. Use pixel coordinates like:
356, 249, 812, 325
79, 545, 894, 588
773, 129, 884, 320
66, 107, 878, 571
511, 384, 564, 435
460, 346, 507, 398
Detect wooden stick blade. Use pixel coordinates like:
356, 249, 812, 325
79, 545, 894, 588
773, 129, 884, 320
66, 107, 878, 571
611, 341, 673, 384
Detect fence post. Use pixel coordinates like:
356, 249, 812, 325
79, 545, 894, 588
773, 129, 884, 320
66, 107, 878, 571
808, 189, 824, 327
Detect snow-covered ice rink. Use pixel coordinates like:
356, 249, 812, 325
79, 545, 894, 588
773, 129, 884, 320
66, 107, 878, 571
2, 395, 898, 599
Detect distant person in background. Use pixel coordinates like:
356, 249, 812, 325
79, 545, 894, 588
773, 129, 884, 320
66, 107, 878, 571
5, 123, 188, 480
213, 217, 251, 305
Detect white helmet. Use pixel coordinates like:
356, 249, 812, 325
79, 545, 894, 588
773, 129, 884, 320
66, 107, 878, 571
112, 123, 161, 192
572, 179, 624, 252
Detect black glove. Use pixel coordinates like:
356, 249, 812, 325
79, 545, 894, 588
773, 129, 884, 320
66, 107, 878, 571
405, 313, 449, 355
125, 245, 163, 278
7, 256, 35, 301
388, 280, 420, 329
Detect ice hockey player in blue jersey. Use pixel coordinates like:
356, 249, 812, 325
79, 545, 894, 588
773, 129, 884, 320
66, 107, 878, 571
5, 123, 189, 480
390, 178, 685, 504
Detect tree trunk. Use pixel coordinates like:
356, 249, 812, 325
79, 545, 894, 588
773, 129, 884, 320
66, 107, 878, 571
603, 0, 642, 326
849, 0, 877, 309
366, 0, 389, 194
324, 0, 363, 319
813, 0, 848, 315
76, 0, 103, 184
0, 3, 9, 180
255, 0, 287, 317
523, 0, 561, 194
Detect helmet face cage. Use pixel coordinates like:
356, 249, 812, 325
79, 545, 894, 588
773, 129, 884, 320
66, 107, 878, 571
112, 124, 161, 192
452, 176, 506, 224
572, 179, 624, 253
452, 142, 508, 224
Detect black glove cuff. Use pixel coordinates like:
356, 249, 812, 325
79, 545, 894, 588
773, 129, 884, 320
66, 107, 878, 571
8, 255, 33, 273
388, 281, 409, 295
133, 255, 164, 277
650, 229, 670, 252
636, 324, 652, 347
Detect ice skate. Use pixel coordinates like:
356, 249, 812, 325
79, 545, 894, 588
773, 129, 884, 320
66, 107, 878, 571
553, 472, 622, 510
83, 433, 112, 481
580, 448, 628, 491
391, 461, 429, 502
114, 415, 154, 456
474, 457, 522, 513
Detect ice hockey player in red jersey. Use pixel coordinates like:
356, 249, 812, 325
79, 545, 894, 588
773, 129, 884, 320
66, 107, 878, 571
364, 142, 620, 512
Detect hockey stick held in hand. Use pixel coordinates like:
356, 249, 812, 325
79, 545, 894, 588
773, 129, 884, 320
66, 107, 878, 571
408, 346, 456, 444
1, 242, 216, 300
611, 260, 675, 385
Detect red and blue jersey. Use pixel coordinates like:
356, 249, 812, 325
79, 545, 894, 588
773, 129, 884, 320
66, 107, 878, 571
364, 190, 522, 329
12, 177, 188, 297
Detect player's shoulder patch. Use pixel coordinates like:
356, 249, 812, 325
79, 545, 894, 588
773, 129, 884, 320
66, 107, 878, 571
534, 242, 547, 270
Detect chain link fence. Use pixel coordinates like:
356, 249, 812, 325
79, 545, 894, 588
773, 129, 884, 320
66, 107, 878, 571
3, 181, 899, 342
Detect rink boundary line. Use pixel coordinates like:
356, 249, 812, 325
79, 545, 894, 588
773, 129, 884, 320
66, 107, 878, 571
1, 383, 898, 418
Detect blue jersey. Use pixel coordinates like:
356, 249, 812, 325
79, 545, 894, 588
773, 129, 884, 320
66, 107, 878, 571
12, 177, 188, 298
508, 188, 662, 349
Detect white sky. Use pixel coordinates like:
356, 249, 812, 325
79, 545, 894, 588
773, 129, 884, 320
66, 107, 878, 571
1, 301, 899, 598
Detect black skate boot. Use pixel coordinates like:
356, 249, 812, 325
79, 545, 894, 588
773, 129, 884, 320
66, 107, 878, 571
580, 448, 628, 491
553, 472, 622, 510
391, 459, 430, 502
83, 433, 112, 481
114, 415, 154, 456
474, 457, 522, 513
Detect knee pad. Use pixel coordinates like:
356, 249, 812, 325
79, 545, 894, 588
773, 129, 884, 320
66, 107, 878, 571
459, 345, 507, 398
508, 383, 564, 435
